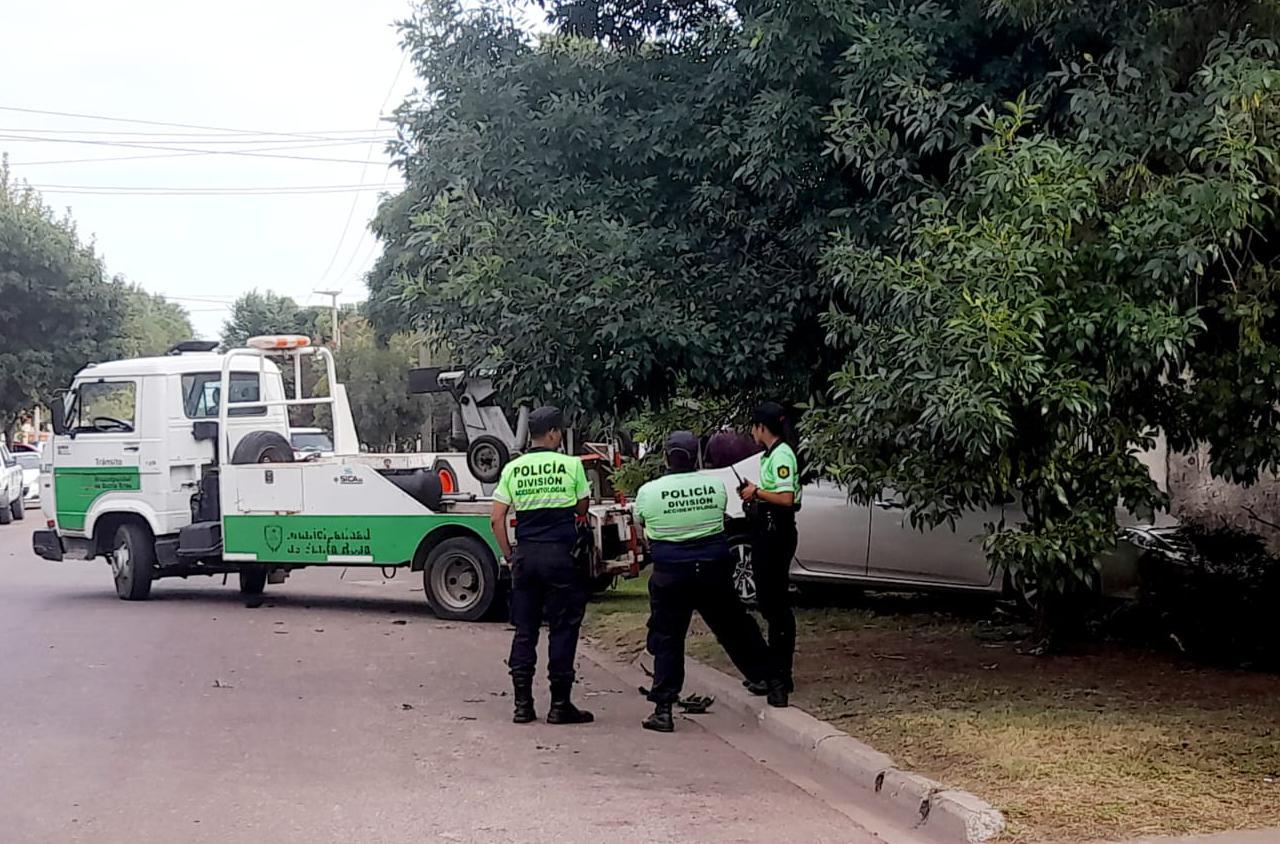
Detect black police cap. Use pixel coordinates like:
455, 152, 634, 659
528, 406, 565, 437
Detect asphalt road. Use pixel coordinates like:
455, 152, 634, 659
0, 522, 894, 844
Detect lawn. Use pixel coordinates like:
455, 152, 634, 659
584, 578, 1280, 843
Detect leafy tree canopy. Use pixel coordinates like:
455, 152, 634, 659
370, 0, 1280, 618
0, 163, 130, 433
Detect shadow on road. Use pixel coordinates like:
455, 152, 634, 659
42, 584, 497, 624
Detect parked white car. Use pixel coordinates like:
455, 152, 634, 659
0, 443, 26, 524
289, 427, 335, 460
12, 449, 42, 508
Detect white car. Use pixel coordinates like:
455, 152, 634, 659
289, 427, 334, 460
0, 443, 26, 524
12, 449, 42, 508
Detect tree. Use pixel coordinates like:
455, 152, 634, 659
332, 319, 428, 450
219, 290, 309, 349
119, 284, 194, 358
808, 4, 1280, 637
370, 0, 1280, 632
0, 163, 128, 440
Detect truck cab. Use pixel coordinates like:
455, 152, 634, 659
38, 341, 289, 545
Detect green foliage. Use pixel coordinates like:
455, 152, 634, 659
811, 8, 1280, 609
370, 0, 856, 416
370, 0, 1280, 620
219, 290, 312, 350
0, 163, 129, 432
118, 285, 194, 358
332, 319, 428, 451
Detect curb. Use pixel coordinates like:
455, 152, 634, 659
630, 651, 1005, 844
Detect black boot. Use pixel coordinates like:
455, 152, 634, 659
546, 681, 594, 725
642, 702, 674, 733
512, 681, 537, 724
743, 679, 769, 696
766, 678, 789, 708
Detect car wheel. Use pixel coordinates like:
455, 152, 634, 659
729, 534, 757, 606
423, 536, 499, 622
0, 496, 11, 525
111, 522, 155, 601
11, 497, 24, 521
466, 436, 509, 485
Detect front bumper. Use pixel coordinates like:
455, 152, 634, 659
32, 530, 64, 562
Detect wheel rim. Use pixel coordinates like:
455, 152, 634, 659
732, 542, 756, 603
111, 541, 131, 586
472, 443, 500, 476
430, 553, 484, 611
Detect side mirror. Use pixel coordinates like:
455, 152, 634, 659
192, 421, 218, 442
49, 395, 69, 436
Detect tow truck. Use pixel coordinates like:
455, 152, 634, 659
31, 336, 642, 620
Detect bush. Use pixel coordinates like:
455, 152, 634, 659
1135, 527, 1280, 671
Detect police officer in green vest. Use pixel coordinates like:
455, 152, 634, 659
490, 406, 594, 726
737, 402, 803, 700
634, 431, 785, 733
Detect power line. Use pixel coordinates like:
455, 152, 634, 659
1, 133, 391, 147
316, 54, 408, 289
28, 182, 400, 196
0, 104, 392, 141
0, 126, 395, 138
12, 138, 395, 167
0, 133, 387, 164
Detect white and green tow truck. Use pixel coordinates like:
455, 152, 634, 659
32, 337, 641, 620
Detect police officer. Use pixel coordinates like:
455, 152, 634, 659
490, 406, 594, 725
737, 402, 802, 701
635, 431, 786, 733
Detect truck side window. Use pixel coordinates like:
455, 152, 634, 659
182, 372, 266, 418
74, 381, 137, 433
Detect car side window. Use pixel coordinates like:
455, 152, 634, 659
74, 381, 137, 434
181, 372, 266, 418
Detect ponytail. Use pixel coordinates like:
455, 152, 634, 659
751, 401, 806, 477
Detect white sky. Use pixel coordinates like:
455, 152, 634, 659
1, 1, 545, 340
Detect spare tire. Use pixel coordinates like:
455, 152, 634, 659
231, 431, 296, 465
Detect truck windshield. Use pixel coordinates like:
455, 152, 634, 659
182, 372, 266, 418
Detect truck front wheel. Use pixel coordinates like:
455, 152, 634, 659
111, 522, 155, 601
422, 536, 498, 622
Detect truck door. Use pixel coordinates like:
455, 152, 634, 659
53, 378, 146, 536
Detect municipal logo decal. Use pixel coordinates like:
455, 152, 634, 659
264, 525, 283, 552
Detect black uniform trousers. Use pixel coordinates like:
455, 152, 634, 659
752, 512, 798, 684
508, 540, 587, 687
646, 556, 772, 704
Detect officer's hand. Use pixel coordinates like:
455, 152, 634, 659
738, 482, 758, 501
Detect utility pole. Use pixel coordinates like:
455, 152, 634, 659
313, 289, 342, 351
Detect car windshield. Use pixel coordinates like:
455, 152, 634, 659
14, 453, 40, 470
291, 432, 332, 452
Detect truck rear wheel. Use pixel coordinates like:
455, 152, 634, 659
0, 497, 11, 525
239, 568, 267, 596
111, 522, 154, 601
422, 536, 498, 622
